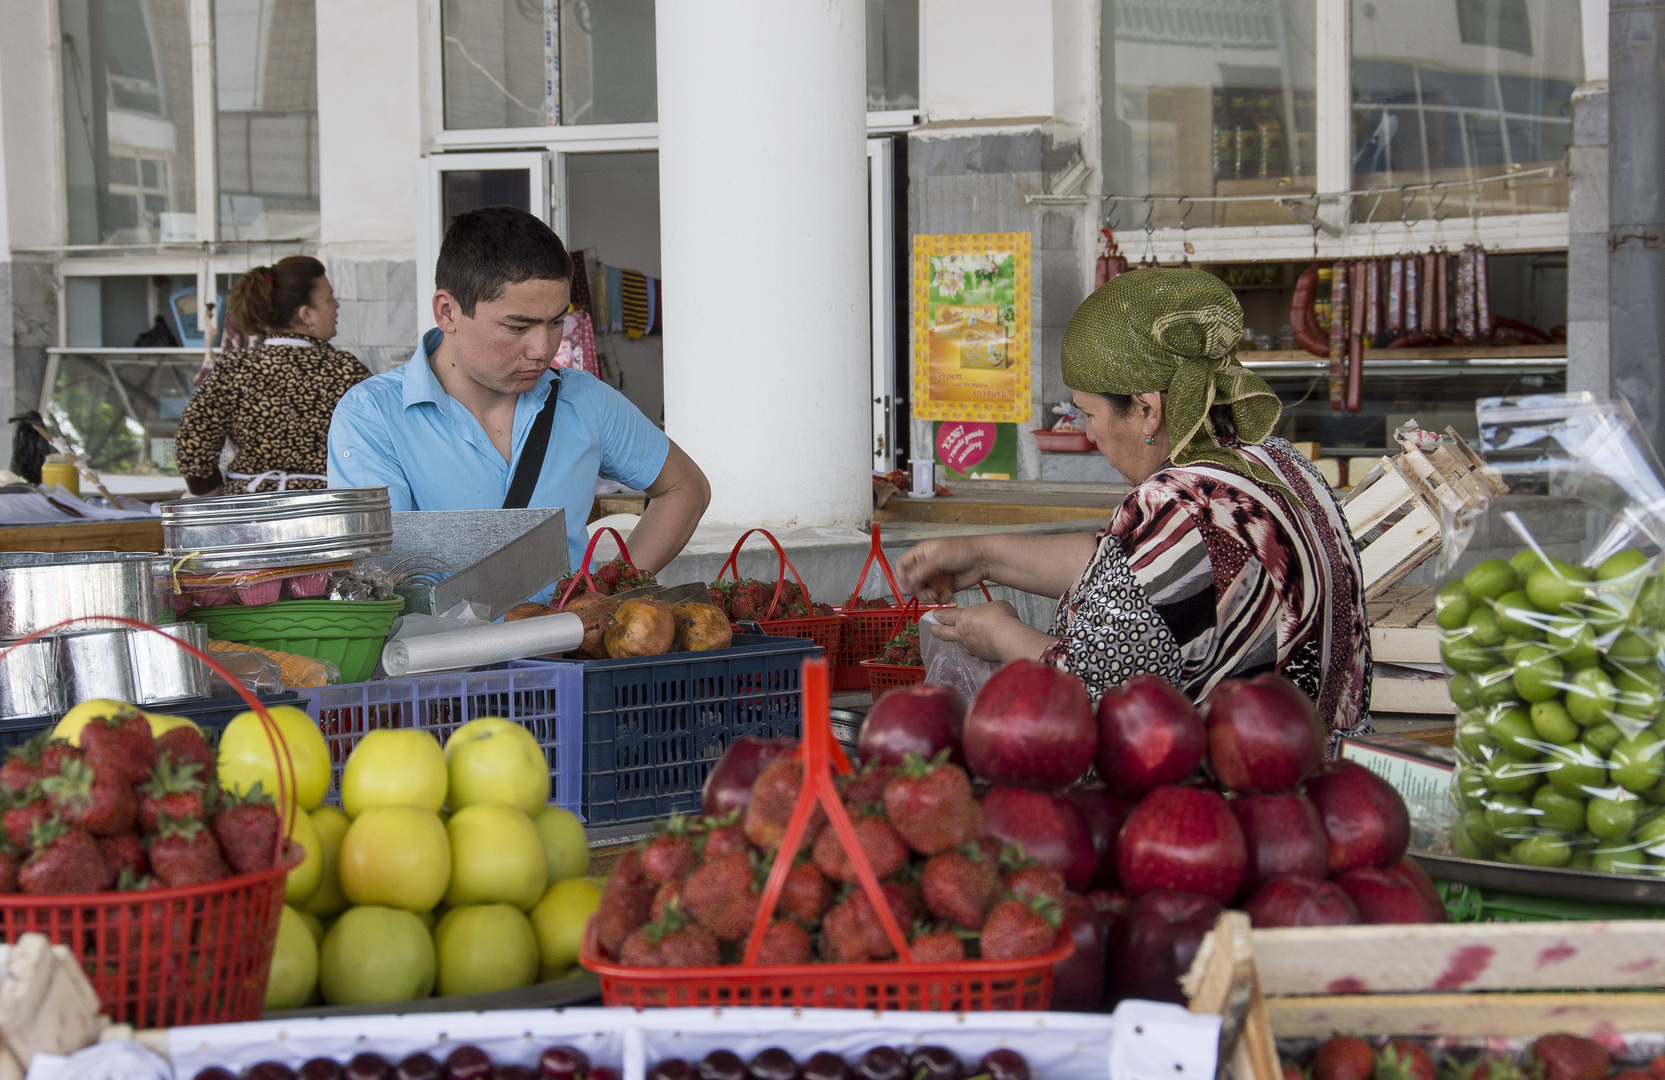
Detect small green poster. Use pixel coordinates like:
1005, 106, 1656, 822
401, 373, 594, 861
934, 421, 1018, 480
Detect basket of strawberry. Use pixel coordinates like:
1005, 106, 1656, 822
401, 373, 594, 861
553, 526, 658, 601
830, 526, 952, 691
708, 530, 843, 657
578, 657, 1073, 1010
0, 619, 303, 1028
859, 619, 926, 694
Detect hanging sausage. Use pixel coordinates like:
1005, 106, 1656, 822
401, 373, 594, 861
1403, 256, 1419, 335
1289, 264, 1330, 357
1419, 250, 1437, 335
1094, 228, 1128, 288
1388, 257, 1404, 333
1457, 247, 1476, 339
1436, 250, 1450, 336
1475, 246, 1492, 337
1347, 260, 1367, 413
1329, 261, 1349, 412
1365, 259, 1381, 340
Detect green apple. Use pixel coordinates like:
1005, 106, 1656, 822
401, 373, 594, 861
1436, 580, 1475, 630
1530, 700, 1580, 745
1465, 559, 1518, 600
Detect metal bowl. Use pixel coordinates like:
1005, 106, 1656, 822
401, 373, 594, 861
128, 622, 210, 705
160, 487, 393, 570
0, 551, 155, 638
0, 638, 62, 719
61, 628, 135, 706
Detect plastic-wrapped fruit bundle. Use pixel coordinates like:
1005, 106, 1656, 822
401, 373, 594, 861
232, 578, 284, 606
285, 571, 331, 599
188, 583, 237, 607
1441, 546, 1665, 876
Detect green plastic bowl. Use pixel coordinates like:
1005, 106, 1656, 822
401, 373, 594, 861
185, 598, 405, 684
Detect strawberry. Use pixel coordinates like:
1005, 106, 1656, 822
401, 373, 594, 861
856, 882, 920, 959
19, 818, 109, 894
980, 895, 1060, 960
1311, 1037, 1375, 1080
812, 813, 908, 883
1281, 1064, 1304, 1080
3, 784, 50, 848
1, 732, 70, 794
98, 832, 149, 880
681, 850, 760, 941
211, 783, 282, 874
921, 844, 1001, 930
1457, 1058, 1530, 1080
910, 925, 966, 962
1002, 863, 1066, 905
0, 840, 18, 892
650, 879, 683, 922
79, 711, 157, 785
641, 814, 700, 883
779, 860, 832, 923
701, 819, 752, 859
147, 815, 229, 886
618, 904, 718, 968
744, 759, 824, 852
884, 751, 981, 856
820, 895, 871, 962
137, 755, 208, 834
1649, 1057, 1665, 1080
596, 848, 655, 955
755, 919, 813, 965
117, 868, 161, 891
156, 727, 217, 786
1530, 1036, 1610, 1080
42, 758, 137, 837
838, 761, 896, 807
1375, 1041, 1434, 1080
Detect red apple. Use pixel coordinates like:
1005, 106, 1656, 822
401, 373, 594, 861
1104, 888, 1223, 1006
1306, 761, 1411, 874
1067, 786, 1138, 889
1049, 891, 1106, 1010
701, 736, 797, 818
981, 786, 1097, 891
1335, 865, 1445, 924
1243, 876, 1360, 928
1202, 674, 1325, 795
1116, 785, 1247, 903
1391, 856, 1447, 921
859, 684, 967, 767
1093, 675, 1206, 793
1083, 888, 1128, 941
1231, 791, 1328, 897
963, 661, 1095, 789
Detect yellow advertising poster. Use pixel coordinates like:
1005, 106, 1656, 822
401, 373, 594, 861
911, 233, 1031, 424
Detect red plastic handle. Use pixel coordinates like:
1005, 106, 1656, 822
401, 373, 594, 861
557, 526, 638, 610
844, 526, 905, 608
716, 528, 818, 619
0, 617, 293, 867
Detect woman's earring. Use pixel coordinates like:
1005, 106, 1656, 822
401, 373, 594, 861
1145, 435, 1154, 445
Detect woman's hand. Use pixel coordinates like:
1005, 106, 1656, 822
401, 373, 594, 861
929, 601, 1057, 664
896, 538, 986, 602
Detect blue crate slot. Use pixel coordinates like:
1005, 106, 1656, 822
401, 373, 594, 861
0, 691, 303, 750
528, 634, 820, 825
296, 663, 584, 817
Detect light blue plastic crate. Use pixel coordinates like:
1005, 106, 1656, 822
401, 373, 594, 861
295, 663, 585, 817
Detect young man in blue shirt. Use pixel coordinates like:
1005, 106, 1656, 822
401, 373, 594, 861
327, 206, 709, 573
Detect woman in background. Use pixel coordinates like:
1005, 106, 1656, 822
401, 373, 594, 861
175, 256, 368, 495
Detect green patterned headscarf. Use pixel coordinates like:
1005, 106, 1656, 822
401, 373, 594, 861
1061, 267, 1292, 501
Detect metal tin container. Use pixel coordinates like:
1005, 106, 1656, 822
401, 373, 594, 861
61, 628, 135, 705
0, 551, 155, 638
0, 638, 62, 719
160, 487, 393, 570
128, 622, 210, 705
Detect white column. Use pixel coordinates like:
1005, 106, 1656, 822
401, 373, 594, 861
657, 0, 871, 528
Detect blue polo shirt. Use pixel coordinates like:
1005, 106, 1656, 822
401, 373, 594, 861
326, 328, 670, 569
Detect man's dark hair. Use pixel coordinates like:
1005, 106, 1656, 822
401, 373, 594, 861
435, 206, 574, 317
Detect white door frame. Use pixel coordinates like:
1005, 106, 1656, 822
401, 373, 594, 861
868, 136, 896, 474
416, 150, 552, 330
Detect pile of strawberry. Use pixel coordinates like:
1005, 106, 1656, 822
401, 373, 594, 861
842, 596, 895, 611
707, 579, 835, 622
594, 749, 1064, 968
0, 714, 283, 895
556, 557, 656, 599
1292, 1032, 1658, 1080
876, 623, 922, 667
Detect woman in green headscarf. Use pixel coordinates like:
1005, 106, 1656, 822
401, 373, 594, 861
897, 268, 1372, 736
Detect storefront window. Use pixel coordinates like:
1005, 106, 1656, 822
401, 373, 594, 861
1100, 0, 1317, 230
1351, 0, 1579, 220
61, 0, 198, 246
868, 0, 919, 112
215, 0, 320, 241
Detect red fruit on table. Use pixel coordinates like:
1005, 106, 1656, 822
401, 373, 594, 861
860, 684, 967, 767
802, 1053, 851, 1080
855, 1049, 907, 1080
1084, 887, 1129, 938
345, 1054, 391, 1080
79, 711, 157, 785
1094, 675, 1206, 793
1049, 891, 1107, 1010
1243, 876, 1360, 928
1391, 856, 1446, 920
962, 661, 1095, 789
248, 1064, 296, 1080
42, 759, 137, 837
298, 1059, 344, 1080
156, 726, 217, 785
1003, 863, 1066, 904
1115, 785, 1246, 903
595, 848, 655, 955
1531, 1035, 1611, 1080
444, 1047, 494, 1080
1312, 1036, 1375, 1080
18, 819, 109, 895
648, 1062, 695, 1080
193, 1069, 237, 1080
97, 832, 148, 880
979, 785, 1097, 891
1104, 888, 1223, 1006
748, 1049, 800, 1080
592, 1069, 622, 1080
700, 736, 798, 819
755, 919, 814, 965
395, 1054, 442, 1080
1377, 1041, 1435, 1080
496, 1068, 539, 1080
778, 861, 832, 923
1202, 674, 1325, 795
137, 755, 208, 835
1066, 786, 1137, 889
910, 928, 966, 962
1307, 761, 1411, 873
1231, 791, 1328, 897
1335, 867, 1444, 924
981, 895, 1061, 959
921, 846, 1001, 929
744, 759, 824, 853
147, 815, 229, 887
883, 752, 981, 856
812, 813, 908, 882
839, 761, 896, 806
977, 1052, 1030, 1080
699, 1052, 747, 1080
908, 1048, 963, 1080
212, 785, 283, 875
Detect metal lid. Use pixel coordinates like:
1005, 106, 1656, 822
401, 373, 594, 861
161, 487, 393, 570
159, 487, 390, 526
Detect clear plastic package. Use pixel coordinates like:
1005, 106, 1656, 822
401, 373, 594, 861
1438, 394, 1665, 877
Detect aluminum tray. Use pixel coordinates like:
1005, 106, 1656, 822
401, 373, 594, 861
160, 487, 393, 570
0, 551, 155, 637
1411, 850, 1665, 906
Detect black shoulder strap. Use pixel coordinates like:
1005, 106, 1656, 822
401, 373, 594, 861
502, 375, 561, 510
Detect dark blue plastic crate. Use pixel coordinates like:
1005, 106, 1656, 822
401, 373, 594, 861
530, 633, 820, 825
0, 691, 304, 750
295, 664, 584, 815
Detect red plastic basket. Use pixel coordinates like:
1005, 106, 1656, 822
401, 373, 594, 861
0, 617, 301, 1027
831, 527, 953, 691
860, 659, 927, 694
718, 529, 843, 656
580, 657, 1072, 1010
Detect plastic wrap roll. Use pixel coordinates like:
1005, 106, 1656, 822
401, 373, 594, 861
381, 613, 586, 676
